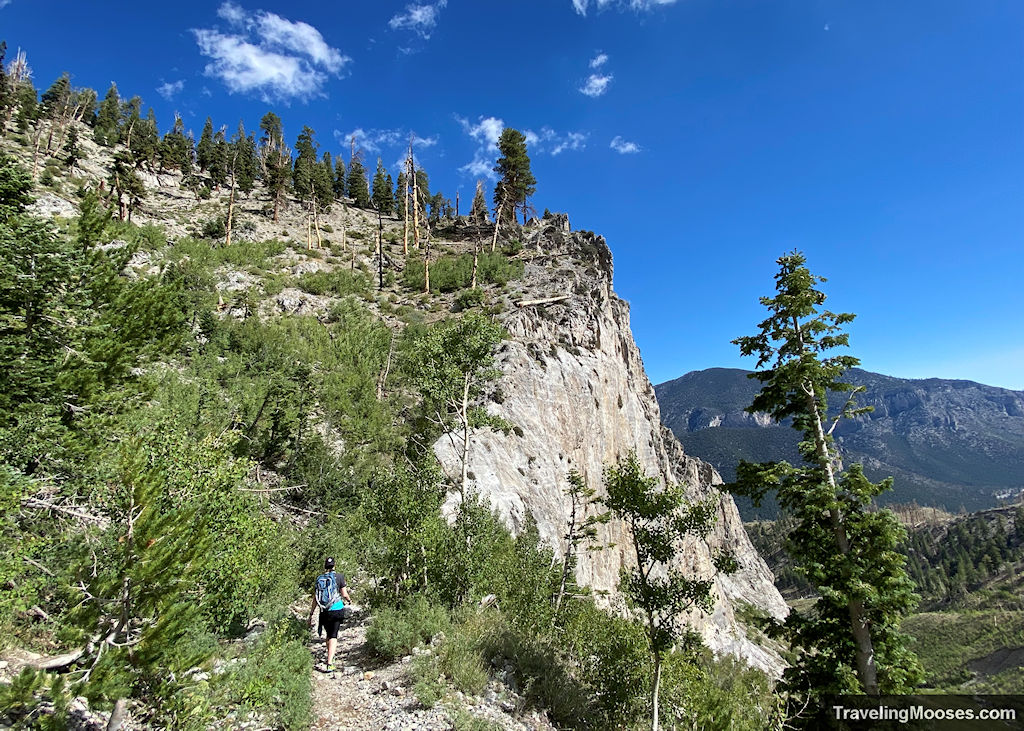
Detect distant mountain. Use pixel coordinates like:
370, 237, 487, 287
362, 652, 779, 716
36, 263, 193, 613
655, 368, 1024, 518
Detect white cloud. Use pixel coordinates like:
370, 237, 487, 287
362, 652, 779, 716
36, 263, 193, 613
610, 135, 641, 154
457, 116, 586, 176
552, 131, 587, 155
580, 73, 613, 97
336, 128, 437, 155
572, 0, 678, 16
193, 2, 351, 103
589, 53, 609, 69
389, 0, 448, 39
157, 80, 185, 100
0, 0, 13, 8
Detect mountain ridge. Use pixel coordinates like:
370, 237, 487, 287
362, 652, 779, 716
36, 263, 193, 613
656, 367, 1024, 517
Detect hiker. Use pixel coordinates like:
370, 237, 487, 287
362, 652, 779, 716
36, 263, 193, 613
309, 557, 351, 672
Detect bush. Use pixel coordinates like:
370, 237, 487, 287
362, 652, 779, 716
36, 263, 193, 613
366, 596, 451, 660
295, 270, 370, 297
201, 216, 226, 240
454, 287, 485, 311
403, 253, 523, 293
221, 616, 313, 730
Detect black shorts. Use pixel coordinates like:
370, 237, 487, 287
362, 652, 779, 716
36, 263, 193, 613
320, 608, 347, 639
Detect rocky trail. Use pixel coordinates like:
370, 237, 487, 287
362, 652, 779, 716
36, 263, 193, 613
306, 609, 556, 731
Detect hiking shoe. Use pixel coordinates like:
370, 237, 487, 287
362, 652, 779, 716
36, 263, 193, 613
326, 664, 335, 673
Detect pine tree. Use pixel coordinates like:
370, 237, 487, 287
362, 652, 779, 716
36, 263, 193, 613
158, 114, 193, 174
63, 126, 81, 170
729, 251, 923, 699
196, 117, 216, 173
208, 128, 229, 189
0, 42, 10, 136
107, 152, 146, 221
333, 157, 346, 200
346, 155, 370, 208
119, 95, 142, 149
395, 171, 408, 220
93, 83, 120, 145
493, 128, 536, 225
371, 157, 391, 214
130, 108, 159, 168
385, 173, 395, 215
258, 111, 291, 221
39, 73, 73, 153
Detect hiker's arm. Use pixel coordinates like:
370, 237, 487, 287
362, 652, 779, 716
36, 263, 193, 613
341, 585, 351, 602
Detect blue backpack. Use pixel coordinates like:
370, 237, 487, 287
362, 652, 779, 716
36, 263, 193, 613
315, 571, 342, 610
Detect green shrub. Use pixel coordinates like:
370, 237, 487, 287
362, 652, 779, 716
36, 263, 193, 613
366, 595, 451, 660
222, 616, 312, 730
454, 287, 485, 311
403, 253, 523, 293
295, 270, 370, 297
201, 216, 226, 240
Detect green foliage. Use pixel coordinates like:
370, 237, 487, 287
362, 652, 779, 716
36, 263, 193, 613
222, 617, 313, 730
493, 128, 536, 225
729, 251, 923, 700
402, 252, 523, 293
366, 596, 451, 660
454, 286, 486, 311
294, 269, 370, 297
603, 452, 735, 728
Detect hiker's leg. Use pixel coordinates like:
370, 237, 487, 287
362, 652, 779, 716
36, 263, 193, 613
326, 637, 337, 666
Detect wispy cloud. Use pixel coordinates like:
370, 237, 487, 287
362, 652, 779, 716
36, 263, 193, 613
193, 2, 351, 103
389, 0, 448, 40
335, 127, 437, 155
157, 80, 185, 100
580, 73, 613, 97
0, 1, 13, 8
457, 116, 587, 176
610, 135, 641, 154
572, 0, 678, 16
589, 53, 609, 69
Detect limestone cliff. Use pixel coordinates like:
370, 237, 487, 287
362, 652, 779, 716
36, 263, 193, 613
435, 215, 788, 674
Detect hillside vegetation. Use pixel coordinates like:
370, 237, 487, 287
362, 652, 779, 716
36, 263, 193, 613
0, 83, 774, 729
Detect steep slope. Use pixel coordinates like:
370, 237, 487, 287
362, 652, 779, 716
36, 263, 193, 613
656, 368, 1024, 516
434, 219, 788, 674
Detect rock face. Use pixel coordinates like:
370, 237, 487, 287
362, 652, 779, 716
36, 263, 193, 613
435, 219, 787, 674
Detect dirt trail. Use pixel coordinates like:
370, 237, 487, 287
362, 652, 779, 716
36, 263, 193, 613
307, 611, 451, 731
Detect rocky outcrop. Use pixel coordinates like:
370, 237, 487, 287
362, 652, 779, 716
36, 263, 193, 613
435, 219, 787, 674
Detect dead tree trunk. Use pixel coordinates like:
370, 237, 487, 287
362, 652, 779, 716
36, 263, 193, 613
225, 173, 236, 247
423, 231, 431, 293
491, 198, 505, 253
411, 148, 421, 251
471, 234, 480, 289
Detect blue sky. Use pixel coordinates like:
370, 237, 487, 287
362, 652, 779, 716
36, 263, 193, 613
3, 0, 1022, 388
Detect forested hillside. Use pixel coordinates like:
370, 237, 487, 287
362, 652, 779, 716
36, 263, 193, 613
0, 47, 779, 730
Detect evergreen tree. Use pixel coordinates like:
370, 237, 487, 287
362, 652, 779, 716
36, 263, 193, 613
346, 155, 370, 208
196, 117, 216, 173
395, 171, 408, 220
62, 126, 81, 169
493, 128, 536, 225
76, 87, 98, 127
291, 125, 318, 199
40, 74, 73, 152
385, 173, 395, 215
108, 152, 146, 221
0, 42, 9, 136
158, 114, 193, 174
729, 251, 923, 700
130, 108, 159, 168
332, 157, 346, 200
93, 82, 120, 145
603, 453, 736, 731
258, 111, 291, 220
208, 128, 229, 189
119, 95, 142, 148
371, 157, 391, 214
